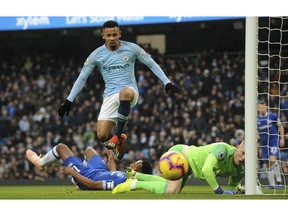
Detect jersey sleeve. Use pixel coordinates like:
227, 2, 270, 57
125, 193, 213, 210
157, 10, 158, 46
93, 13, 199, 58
201, 153, 219, 190
67, 53, 97, 102
131, 43, 171, 85
202, 144, 228, 190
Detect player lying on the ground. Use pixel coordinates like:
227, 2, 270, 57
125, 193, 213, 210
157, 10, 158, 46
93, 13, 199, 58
26, 143, 152, 190
112, 141, 245, 195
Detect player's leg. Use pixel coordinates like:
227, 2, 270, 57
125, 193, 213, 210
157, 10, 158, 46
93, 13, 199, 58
102, 87, 138, 147
85, 146, 99, 162
26, 143, 73, 168
97, 93, 120, 146
113, 87, 136, 138
260, 145, 275, 188
97, 120, 115, 143
112, 177, 182, 194
85, 146, 109, 170
269, 151, 283, 189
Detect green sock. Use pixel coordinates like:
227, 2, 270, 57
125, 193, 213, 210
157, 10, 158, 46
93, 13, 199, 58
136, 173, 167, 182
135, 181, 167, 194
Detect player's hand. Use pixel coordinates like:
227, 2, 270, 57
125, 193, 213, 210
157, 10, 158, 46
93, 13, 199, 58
164, 82, 180, 94
60, 166, 73, 175
236, 185, 245, 194
58, 99, 72, 118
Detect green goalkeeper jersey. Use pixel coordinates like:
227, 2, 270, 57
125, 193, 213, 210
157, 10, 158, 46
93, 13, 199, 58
187, 142, 244, 190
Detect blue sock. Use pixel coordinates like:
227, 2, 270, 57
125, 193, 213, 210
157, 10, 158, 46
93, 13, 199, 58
115, 100, 130, 137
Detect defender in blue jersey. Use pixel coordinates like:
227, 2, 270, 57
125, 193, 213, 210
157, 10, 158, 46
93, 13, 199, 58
26, 144, 152, 190
58, 20, 179, 160
257, 101, 284, 189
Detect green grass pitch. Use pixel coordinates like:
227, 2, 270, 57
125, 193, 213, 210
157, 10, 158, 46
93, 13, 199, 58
0, 185, 286, 216
0, 185, 287, 199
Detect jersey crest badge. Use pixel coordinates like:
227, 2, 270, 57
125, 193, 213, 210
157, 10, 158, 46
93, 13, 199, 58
122, 55, 129, 62
218, 152, 225, 160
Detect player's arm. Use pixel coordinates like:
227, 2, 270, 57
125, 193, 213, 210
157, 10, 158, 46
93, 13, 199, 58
67, 59, 95, 102
61, 166, 113, 190
133, 44, 179, 93
58, 55, 97, 118
201, 153, 220, 191
202, 149, 235, 194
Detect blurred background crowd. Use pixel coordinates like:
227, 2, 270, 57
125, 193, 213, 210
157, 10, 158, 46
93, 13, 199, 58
1, 19, 288, 183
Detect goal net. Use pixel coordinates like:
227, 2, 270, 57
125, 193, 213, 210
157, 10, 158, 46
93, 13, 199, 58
256, 17, 288, 195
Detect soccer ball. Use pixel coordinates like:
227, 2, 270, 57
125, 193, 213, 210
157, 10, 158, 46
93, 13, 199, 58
158, 151, 189, 180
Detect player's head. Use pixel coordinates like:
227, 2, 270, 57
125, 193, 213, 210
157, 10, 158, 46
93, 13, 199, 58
102, 20, 121, 51
130, 160, 152, 174
258, 100, 268, 116
233, 140, 245, 166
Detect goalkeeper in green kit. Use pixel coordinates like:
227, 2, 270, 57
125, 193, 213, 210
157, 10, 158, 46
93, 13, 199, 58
112, 140, 245, 195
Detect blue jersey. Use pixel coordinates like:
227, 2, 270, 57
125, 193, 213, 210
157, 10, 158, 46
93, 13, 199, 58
257, 112, 281, 161
258, 112, 280, 146
63, 155, 126, 190
67, 40, 171, 101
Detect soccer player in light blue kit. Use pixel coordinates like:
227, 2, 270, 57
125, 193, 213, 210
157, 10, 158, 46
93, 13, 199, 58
257, 101, 284, 189
58, 20, 179, 160
26, 143, 152, 190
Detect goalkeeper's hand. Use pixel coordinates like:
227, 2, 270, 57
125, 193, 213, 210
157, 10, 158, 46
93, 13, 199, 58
214, 186, 236, 195
236, 185, 245, 194
164, 82, 180, 95
58, 99, 72, 118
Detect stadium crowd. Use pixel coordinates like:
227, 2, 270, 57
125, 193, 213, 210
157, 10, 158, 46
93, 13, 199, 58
0, 45, 287, 182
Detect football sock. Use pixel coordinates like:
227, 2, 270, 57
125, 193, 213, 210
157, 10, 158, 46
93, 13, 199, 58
267, 168, 276, 186
134, 181, 167, 194
136, 172, 167, 182
272, 162, 282, 183
115, 100, 130, 138
39, 146, 60, 166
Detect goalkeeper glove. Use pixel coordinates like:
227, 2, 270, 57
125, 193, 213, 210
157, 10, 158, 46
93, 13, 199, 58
236, 185, 245, 194
58, 99, 72, 118
164, 82, 180, 94
214, 186, 236, 195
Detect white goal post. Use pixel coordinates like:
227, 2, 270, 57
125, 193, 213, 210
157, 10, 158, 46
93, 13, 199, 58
245, 17, 258, 195
245, 17, 288, 195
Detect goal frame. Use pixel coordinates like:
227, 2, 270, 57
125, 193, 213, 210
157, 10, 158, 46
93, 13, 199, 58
245, 17, 258, 195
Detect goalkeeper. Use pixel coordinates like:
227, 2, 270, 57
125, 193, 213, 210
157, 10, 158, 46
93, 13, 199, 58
112, 140, 245, 195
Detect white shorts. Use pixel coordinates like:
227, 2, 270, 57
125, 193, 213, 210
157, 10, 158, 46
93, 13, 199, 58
98, 87, 139, 124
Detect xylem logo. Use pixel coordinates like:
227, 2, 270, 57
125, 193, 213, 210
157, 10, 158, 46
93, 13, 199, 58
16, 17, 50, 30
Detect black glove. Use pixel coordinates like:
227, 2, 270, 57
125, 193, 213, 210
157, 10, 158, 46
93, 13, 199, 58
58, 99, 72, 118
165, 82, 180, 94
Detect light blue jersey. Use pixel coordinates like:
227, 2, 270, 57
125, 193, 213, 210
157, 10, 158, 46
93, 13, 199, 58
67, 40, 171, 101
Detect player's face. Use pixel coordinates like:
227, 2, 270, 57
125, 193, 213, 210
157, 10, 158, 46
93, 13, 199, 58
233, 141, 245, 166
258, 104, 267, 116
130, 160, 143, 172
102, 27, 121, 51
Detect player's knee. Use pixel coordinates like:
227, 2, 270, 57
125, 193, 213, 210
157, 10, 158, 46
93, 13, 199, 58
85, 146, 97, 155
119, 87, 134, 100
56, 143, 68, 152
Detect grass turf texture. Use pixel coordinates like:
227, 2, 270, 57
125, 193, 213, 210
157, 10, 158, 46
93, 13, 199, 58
0, 185, 287, 199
